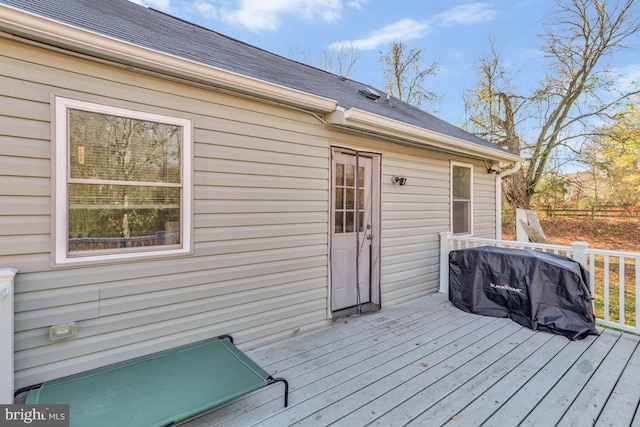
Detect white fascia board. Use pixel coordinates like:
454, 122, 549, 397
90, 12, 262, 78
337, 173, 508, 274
0, 4, 338, 114
328, 107, 523, 163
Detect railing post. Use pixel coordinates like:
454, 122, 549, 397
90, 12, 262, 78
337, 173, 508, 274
0, 268, 17, 404
439, 232, 453, 295
571, 241, 589, 268
515, 208, 528, 242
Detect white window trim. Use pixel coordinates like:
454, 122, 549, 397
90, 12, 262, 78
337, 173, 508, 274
54, 97, 192, 265
450, 161, 474, 236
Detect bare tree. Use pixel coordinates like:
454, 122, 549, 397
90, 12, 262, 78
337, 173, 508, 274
291, 42, 359, 78
464, 39, 531, 208
465, 0, 640, 209
379, 41, 441, 111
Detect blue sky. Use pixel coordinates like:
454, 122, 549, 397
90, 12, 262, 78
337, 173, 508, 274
129, 0, 640, 126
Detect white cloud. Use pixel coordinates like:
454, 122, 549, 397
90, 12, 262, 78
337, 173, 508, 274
195, 0, 344, 32
433, 3, 496, 26
330, 19, 431, 51
193, 1, 220, 20
346, 0, 368, 10
131, 0, 171, 10
328, 3, 495, 52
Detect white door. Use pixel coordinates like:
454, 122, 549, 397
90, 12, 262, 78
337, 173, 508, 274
331, 151, 373, 311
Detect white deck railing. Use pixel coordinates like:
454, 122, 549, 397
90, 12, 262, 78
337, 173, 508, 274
0, 268, 17, 403
439, 231, 640, 335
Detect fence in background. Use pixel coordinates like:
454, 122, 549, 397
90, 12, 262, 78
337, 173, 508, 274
440, 232, 640, 335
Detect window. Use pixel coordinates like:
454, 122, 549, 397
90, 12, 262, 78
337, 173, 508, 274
451, 162, 473, 235
334, 162, 366, 234
55, 97, 192, 264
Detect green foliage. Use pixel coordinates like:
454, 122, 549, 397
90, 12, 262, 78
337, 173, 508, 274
579, 102, 640, 206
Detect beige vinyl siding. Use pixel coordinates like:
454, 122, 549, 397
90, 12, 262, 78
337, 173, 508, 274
1, 36, 499, 389
1, 39, 331, 388
473, 169, 498, 238
380, 151, 451, 306
379, 156, 495, 306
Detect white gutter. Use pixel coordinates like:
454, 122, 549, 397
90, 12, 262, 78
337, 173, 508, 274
0, 3, 337, 114
495, 162, 523, 239
327, 108, 523, 164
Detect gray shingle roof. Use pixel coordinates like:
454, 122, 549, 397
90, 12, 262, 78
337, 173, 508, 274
1, 0, 509, 155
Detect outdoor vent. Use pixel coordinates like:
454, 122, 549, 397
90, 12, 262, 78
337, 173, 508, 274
358, 87, 381, 100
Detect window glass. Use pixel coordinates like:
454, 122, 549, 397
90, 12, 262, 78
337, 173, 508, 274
67, 184, 181, 252
452, 166, 471, 199
346, 188, 355, 209
452, 164, 472, 235
452, 200, 470, 234
56, 98, 191, 263
335, 164, 344, 186
69, 110, 181, 183
345, 212, 354, 233
335, 211, 344, 233
334, 160, 367, 234
335, 187, 344, 210
346, 165, 355, 187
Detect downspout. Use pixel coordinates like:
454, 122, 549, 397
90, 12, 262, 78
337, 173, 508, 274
495, 162, 522, 240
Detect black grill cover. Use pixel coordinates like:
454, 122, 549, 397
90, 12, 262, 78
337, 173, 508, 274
449, 246, 598, 340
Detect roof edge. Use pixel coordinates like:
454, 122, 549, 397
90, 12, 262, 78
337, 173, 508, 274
0, 3, 338, 114
326, 108, 523, 163
0, 2, 523, 162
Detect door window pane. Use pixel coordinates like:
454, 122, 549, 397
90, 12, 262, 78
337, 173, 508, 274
346, 188, 355, 209
346, 165, 355, 187
345, 212, 354, 233
335, 187, 344, 209
336, 164, 344, 185
335, 211, 344, 233
334, 157, 369, 235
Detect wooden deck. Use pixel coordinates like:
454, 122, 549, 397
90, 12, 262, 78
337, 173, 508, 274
184, 293, 640, 427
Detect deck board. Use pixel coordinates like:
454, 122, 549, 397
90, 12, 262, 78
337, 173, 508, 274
519, 329, 619, 426
556, 332, 639, 427
595, 334, 640, 426
444, 334, 571, 426
182, 293, 640, 427
404, 329, 559, 426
